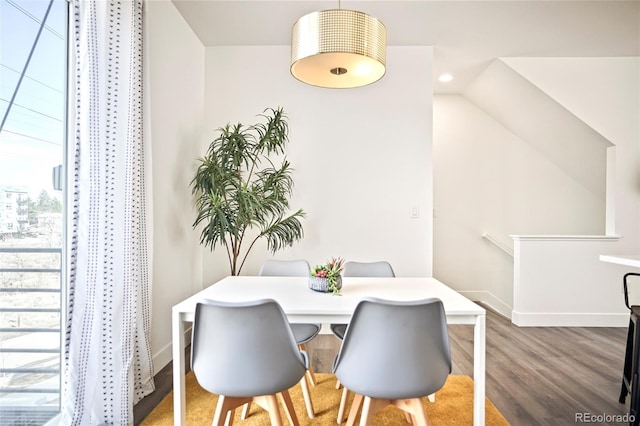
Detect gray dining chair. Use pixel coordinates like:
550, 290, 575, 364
333, 297, 452, 426
191, 298, 308, 426
330, 260, 396, 340
259, 259, 321, 385
240, 259, 318, 420
331, 260, 396, 422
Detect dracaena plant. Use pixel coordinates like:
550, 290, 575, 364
191, 107, 305, 276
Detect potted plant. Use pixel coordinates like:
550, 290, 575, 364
191, 107, 305, 276
309, 257, 345, 295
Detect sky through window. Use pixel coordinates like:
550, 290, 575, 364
0, 0, 66, 198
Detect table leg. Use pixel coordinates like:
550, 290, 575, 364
473, 313, 486, 426
173, 310, 186, 425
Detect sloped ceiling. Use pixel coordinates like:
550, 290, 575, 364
464, 59, 611, 198
171, 0, 640, 93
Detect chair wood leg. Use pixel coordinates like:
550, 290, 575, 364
299, 374, 315, 418
346, 393, 364, 426
352, 397, 426, 426
212, 396, 227, 426
336, 379, 342, 390
254, 395, 284, 426
392, 398, 429, 426
212, 396, 251, 426
266, 395, 284, 426
337, 386, 350, 424
224, 409, 234, 426
306, 367, 317, 387
404, 411, 413, 424
299, 343, 317, 386
279, 390, 300, 426
359, 397, 391, 426
240, 402, 251, 420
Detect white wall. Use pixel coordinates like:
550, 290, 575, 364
201, 46, 434, 285
503, 57, 640, 239
507, 58, 640, 326
145, 3, 638, 374
145, 0, 206, 368
432, 94, 606, 317
432, 57, 639, 325
145, 32, 433, 370
512, 235, 625, 326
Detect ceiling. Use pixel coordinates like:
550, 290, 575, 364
171, 0, 640, 93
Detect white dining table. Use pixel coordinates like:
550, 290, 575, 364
172, 276, 487, 425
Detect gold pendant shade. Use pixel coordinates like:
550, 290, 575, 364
290, 9, 387, 89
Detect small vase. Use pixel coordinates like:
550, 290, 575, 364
308, 275, 342, 293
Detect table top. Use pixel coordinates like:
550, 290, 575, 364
173, 276, 485, 324
599, 255, 640, 269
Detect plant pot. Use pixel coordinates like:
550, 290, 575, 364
308, 275, 342, 293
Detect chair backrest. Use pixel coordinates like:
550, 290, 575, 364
259, 259, 310, 277
333, 297, 451, 399
191, 298, 307, 397
342, 261, 395, 277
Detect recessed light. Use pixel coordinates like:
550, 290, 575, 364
438, 73, 453, 83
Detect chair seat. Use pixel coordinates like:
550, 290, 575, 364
330, 323, 347, 340
291, 323, 321, 344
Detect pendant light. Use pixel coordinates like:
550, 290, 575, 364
290, 2, 387, 89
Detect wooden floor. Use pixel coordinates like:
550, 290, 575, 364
445, 308, 628, 425
134, 307, 630, 425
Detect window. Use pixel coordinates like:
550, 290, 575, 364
0, 0, 67, 424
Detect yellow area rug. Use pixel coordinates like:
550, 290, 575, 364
141, 373, 510, 425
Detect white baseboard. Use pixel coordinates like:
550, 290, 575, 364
458, 290, 512, 320
455, 291, 629, 327
152, 342, 173, 373
511, 311, 629, 327
153, 327, 192, 373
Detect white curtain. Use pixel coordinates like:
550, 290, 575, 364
62, 0, 154, 424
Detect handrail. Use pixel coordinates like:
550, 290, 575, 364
0, 307, 60, 313
0, 348, 59, 353
0, 367, 60, 374
0, 268, 62, 273
0, 288, 60, 293
482, 233, 514, 258
0, 247, 61, 253
2, 388, 60, 394
0, 327, 61, 333
0, 245, 62, 410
